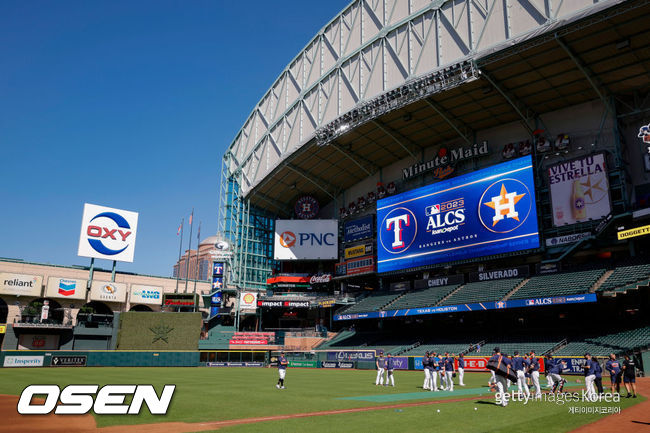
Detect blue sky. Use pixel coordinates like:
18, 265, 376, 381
0, 0, 350, 277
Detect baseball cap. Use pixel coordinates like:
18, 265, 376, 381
584, 352, 590, 356
494, 347, 500, 353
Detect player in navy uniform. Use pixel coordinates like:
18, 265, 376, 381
433, 352, 442, 391
528, 351, 541, 399
605, 353, 622, 394
489, 347, 512, 407
513, 351, 530, 399
545, 354, 567, 393
375, 353, 386, 386
622, 354, 637, 398
276, 351, 288, 389
458, 353, 466, 386
592, 356, 603, 394
422, 352, 431, 390
386, 353, 396, 386
429, 352, 439, 391
444, 353, 455, 391
582, 353, 597, 399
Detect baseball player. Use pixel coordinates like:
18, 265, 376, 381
512, 351, 530, 399
488, 348, 497, 387
375, 353, 386, 386
622, 354, 637, 398
433, 352, 443, 390
489, 347, 512, 407
545, 354, 567, 393
429, 352, 438, 391
528, 351, 541, 399
605, 353, 622, 394
592, 356, 604, 394
582, 353, 597, 399
422, 351, 431, 390
444, 353, 455, 391
458, 353, 466, 386
276, 351, 288, 389
386, 353, 396, 386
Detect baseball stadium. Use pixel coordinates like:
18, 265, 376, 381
2, 0, 650, 431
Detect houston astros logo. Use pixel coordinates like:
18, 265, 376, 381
479, 179, 532, 234
379, 207, 417, 254
86, 212, 132, 256
279, 231, 296, 248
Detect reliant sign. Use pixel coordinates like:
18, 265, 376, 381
0, 273, 43, 297
402, 141, 489, 180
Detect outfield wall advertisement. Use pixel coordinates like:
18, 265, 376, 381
334, 293, 597, 321
377, 156, 539, 273
274, 220, 337, 260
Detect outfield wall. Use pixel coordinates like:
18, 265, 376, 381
1, 350, 199, 367
117, 312, 202, 350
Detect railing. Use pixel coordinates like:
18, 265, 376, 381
546, 339, 568, 356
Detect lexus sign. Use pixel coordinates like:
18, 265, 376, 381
274, 220, 337, 260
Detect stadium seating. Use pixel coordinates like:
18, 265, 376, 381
483, 336, 560, 356
508, 269, 604, 300
597, 263, 650, 292
553, 326, 650, 356
340, 293, 402, 314
384, 285, 460, 310
198, 324, 236, 350
401, 343, 473, 357
440, 279, 523, 305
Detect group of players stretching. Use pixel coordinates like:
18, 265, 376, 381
487, 347, 638, 406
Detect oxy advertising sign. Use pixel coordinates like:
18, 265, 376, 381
78, 203, 139, 263
274, 220, 337, 260
130, 285, 163, 305
344, 215, 373, 242
90, 281, 127, 303
548, 154, 611, 226
45, 277, 87, 300
0, 273, 42, 297
377, 156, 539, 273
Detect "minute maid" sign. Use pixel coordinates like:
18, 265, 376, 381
402, 141, 489, 180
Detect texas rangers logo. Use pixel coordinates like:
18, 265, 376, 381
379, 207, 417, 254
478, 178, 532, 234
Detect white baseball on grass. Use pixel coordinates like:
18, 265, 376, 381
437, 409, 440, 412
474, 407, 477, 410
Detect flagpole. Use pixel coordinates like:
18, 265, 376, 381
193, 221, 201, 296
184, 209, 194, 293
175, 218, 184, 293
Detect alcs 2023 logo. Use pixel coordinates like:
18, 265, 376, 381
78, 204, 139, 263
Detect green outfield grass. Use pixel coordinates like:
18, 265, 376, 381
0, 367, 643, 432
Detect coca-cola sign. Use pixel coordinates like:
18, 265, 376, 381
310, 274, 332, 284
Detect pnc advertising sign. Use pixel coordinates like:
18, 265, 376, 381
377, 156, 540, 273
78, 203, 139, 263
274, 220, 337, 260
